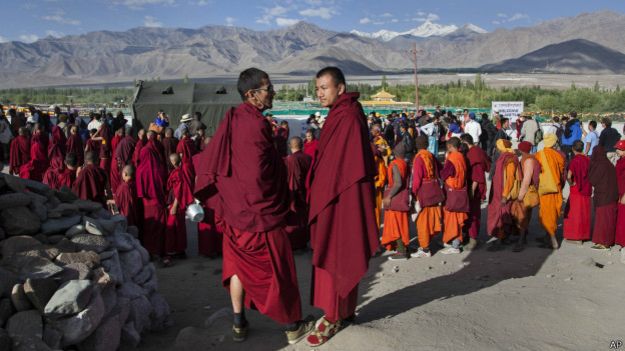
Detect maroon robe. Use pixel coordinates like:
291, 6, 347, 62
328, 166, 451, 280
114, 180, 139, 228
162, 136, 179, 173
111, 136, 136, 196
132, 138, 147, 167
465, 146, 491, 239
136, 138, 167, 256
165, 165, 194, 255
72, 164, 107, 205
589, 147, 618, 246
198, 208, 223, 257
307, 92, 378, 322
19, 134, 49, 182
194, 103, 301, 324
48, 126, 67, 163
66, 133, 84, 166
303, 139, 318, 160
58, 168, 77, 190
97, 123, 112, 174
9, 135, 30, 175
274, 126, 289, 158
615, 157, 625, 247
487, 152, 517, 238
285, 150, 312, 250
42, 158, 65, 190
563, 154, 591, 240
85, 138, 101, 163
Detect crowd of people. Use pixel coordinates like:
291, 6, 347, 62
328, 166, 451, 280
2, 66, 625, 347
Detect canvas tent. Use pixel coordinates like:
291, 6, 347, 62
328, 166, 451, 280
131, 81, 241, 135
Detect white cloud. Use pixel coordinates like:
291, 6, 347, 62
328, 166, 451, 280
45, 30, 65, 38
225, 16, 235, 26
256, 5, 289, 24
381, 13, 393, 18
508, 13, 529, 22
0, 35, 8, 43
359, 17, 371, 24
391, 18, 398, 23
42, 10, 81, 25
299, 7, 336, 20
413, 12, 439, 22
19, 34, 39, 43
144, 15, 163, 27
497, 13, 507, 18
114, 0, 176, 9
194, 0, 211, 5
494, 12, 529, 24
276, 17, 300, 26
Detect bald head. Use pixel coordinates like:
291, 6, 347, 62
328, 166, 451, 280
289, 136, 303, 152
169, 152, 181, 167
122, 164, 135, 182
85, 151, 96, 164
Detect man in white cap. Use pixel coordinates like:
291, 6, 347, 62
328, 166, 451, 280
174, 113, 193, 139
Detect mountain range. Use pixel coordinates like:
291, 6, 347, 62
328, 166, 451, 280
1, 10, 625, 88
349, 21, 487, 41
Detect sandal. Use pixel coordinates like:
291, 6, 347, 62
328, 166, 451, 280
161, 256, 173, 268
306, 316, 340, 347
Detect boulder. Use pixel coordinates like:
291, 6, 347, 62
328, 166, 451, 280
132, 241, 150, 265
55, 188, 78, 203
33, 234, 48, 245
52, 292, 105, 347
149, 293, 171, 331
83, 218, 105, 236
0, 298, 15, 327
92, 268, 113, 288
111, 232, 134, 252
0, 268, 19, 298
121, 321, 141, 348
56, 252, 100, 270
23, 278, 59, 313
0, 206, 41, 237
119, 250, 142, 280
0, 227, 5, 241
47, 235, 64, 245
118, 282, 147, 300
127, 226, 139, 238
0, 328, 11, 351
11, 284, 33, 312
128, 295, 152, 334
100, 251, 124, 284
6, 310, 42, 339
65, 224, 86, 238
57, 263, 92, 282
70, 234, 109, 253
1, 236, 42, 258
11, 335, 53, 351
3, 255, 63, 280
47, 203, 79, 218
29, 200, 48, 222
0, 193, 31, 210
142, 275, 158, 294
44, 280, 94, 318
3, 175, 26, 193
43, 324, 63, 349
55, 238, 78, 253
132, 264, 155, 286
41, 215, 82, 235
73, 200, 102, 213
77, 312, 122, 351
100, 285, 117, 317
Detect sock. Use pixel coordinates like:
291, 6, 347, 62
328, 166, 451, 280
452, 239, 461, 249
234, 311, 246, 327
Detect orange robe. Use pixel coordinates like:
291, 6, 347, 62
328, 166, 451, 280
443, 151, 468, 243
412, 150, 442, 249
536, 147, 565, 236
487, 152, 517, 239
381, 158, 409, 250
374, 155, 387, 231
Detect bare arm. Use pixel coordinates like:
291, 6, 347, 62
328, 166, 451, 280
517, 159, 533, 201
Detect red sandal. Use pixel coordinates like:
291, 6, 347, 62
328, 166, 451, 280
306, 316, 340, 347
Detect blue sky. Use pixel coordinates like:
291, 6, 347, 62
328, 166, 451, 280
1, 0, 624, 43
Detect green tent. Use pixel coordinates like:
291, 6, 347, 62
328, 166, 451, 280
131, 81, 241, 135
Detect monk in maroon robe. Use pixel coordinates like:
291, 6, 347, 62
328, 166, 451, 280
58, 153, 78, 189
66, 125, 84, 166
43, 157, 65, 190
109, 127, 123, 178
303, 129, 318, 161
614, 141, 625, 247
19, 127, 49, 182
85, 129, 101, 165
132, 129, 147, 167
461, 134, 491, 249
194, 68, 309, 343
9, 127, 30, 175
110, 127, 133, 195
112, 165, 140, 228
284, 136, 312, 250
161, 128, 178, 173
96, 122, 112, 175
72, 151, 108, 205
136, 131, 168, 260
563, 141, 592, 242
48, 125, 67, 163
306, 67, 378, 347
274, 121, 289, 158
588, 146, 618, 248
164, 153, 194, 260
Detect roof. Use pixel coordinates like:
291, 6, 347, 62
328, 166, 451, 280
370, 89, 396, 100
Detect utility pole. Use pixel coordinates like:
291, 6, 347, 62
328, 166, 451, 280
408, 42, 419, 111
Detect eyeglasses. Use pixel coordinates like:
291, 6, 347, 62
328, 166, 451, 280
254, 85, 274, 93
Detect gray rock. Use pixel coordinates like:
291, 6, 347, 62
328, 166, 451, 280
45, 193, 61, 209
70, 234, 109, 253
91, 208, 111, 220
0, 268, 19, 299
55, 252, 100, 270
0, 227, 5, 241
92, 268, 113, 288
0, 193, 31, 210
6, 310, 42, 339
23, 278, 59, 313
100, 285, 117, 317
149, 293, 171, 331
83, 218, 105, 236
129, 295, 152, 334
11, 284, 32, 312
98, 250, 115, 261
1, 236, 42, 258
44, 280, 94, 318
41, 215, 82, 236
141, 276, 158, 294
8, 246, 60, 262
111, 232, 135, 252
43, 324, 63, 349
47, 203, 79, 219
0, 328, 11, 351
22, 179, 54, 197
116, 297, 131, 326
33, 234, 49, 245
65, 224, 85, 238
121, 321, 140, 348
29, 200, 48, 222
0, 298, 15, 327
73, 200, 102, 213
136, 243, 150, 265
57, 263, 92, 283
119, 250, 142, 279
118, 282, 146, 300
55, 189, 78, 203
3, 256, 63, 280
0, 206, 41, 237
78, 312, 122, 351
12, 335, 53, 351
100, 251, 124, 284
132, 264, 155, 286
55, 238, 78, 253
109, 215, 128, 233
127, 226, 139, 238
52, 292, 105, 347
3, 175, 26, 193
47, 235, 64, 245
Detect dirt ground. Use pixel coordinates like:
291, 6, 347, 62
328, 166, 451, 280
131, 180, 625, 351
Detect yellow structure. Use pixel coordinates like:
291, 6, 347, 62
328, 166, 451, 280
361, 89, 413, 107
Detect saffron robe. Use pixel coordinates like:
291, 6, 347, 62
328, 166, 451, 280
381, 158, 410, 250
412, 149, 443, 249
536, 147, 566, 236
373, 154, 387, 231
441, 151, 468, 243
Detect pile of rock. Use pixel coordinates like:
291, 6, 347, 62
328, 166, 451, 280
0, 174, 171, 351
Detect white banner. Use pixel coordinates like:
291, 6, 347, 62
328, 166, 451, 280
492, 101, 524, 124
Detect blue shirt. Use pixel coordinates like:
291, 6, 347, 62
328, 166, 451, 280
584, 131, 599, 155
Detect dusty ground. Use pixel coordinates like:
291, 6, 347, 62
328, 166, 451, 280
132, 179, 625, 351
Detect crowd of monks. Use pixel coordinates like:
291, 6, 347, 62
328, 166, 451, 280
5, 68, 625, 348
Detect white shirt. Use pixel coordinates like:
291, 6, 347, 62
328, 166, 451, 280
87, 119, 103, 131
420, 122, 439, 137
464, 119, 482, 144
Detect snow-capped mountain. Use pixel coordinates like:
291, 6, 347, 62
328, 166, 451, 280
350, 21, 487, 41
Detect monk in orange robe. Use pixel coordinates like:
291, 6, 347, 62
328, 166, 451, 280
487, 139, 519, 249
536, 133, 566, 249
440, 137, 468, 254
563, 140, 592, 243
411, 136, 443, 258
371, 124, 390, 164
373, 146, 387, 231
381, 144, 410, 260
513, 141, 541, 252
